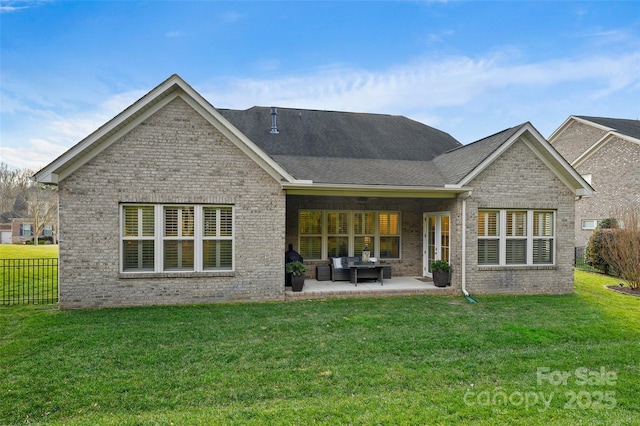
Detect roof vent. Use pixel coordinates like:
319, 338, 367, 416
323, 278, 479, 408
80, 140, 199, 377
270, 107, 279, 134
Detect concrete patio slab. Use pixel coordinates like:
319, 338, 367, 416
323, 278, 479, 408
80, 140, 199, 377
285, 276, 458, 301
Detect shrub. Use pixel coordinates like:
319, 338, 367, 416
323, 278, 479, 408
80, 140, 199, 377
285, 261, 307, 276
429, 260, 451, 272
586, 217, 618, 275
598, 210, 640, 290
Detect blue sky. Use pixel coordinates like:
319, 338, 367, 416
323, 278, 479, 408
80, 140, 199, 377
1, 0, 639, 170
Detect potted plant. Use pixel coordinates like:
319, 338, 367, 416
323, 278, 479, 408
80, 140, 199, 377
430, 260, 451, 287
286, 261, 307, 292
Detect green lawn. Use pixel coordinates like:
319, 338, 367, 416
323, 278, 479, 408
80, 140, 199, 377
0, 244, 59, 259
0, 245, 58, 305
1, 270, 638, 425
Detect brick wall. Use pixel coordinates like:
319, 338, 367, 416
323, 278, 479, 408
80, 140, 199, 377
464, 140, 576, 295
550, 121, 606, 163
550, 121, 640, 247
573, 136, 640, 247
57, 97, 286, 309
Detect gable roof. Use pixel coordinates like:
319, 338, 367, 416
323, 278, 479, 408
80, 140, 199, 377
575, 116, 640, 140
219, 106, 462, 191
33, 74, 297, 185
432, 122, 592, 195
548, 115, 640, 168
33, 74, 592, 198
433, 125, 523, 184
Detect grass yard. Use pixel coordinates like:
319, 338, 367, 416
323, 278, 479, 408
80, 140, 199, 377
0, 244, 59, 259
1, 270, 638, 425
0, 245, 59, 305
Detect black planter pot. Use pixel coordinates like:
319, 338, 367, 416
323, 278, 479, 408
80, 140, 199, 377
291, 274, 305, 292
433, 271, 450, 287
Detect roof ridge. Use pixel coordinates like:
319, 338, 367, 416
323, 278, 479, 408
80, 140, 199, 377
219, 105, 401, 118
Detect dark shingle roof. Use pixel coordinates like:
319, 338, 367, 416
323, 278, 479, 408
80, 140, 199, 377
272, 155, 448, 185
219, 106, 523, 187
576, 116, 640, 140
219, 107, 461, 161
433, 124, 526, 184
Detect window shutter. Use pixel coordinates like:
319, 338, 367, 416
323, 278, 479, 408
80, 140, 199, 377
506, 240, 526, 264
506, 211, 526, 237
533, 239, 553, 264
534, 212, 553, 236
141, 207, 154, 236
164, 208, 178, 237
478, 239, 499, 265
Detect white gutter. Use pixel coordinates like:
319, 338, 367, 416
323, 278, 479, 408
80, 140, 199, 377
459, 191, 472, 297
282, 182, 472, 199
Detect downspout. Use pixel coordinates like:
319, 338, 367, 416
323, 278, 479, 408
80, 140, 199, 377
460, 191, 477, 302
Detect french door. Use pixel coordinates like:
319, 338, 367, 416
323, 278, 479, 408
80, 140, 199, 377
423, 212, 450, 277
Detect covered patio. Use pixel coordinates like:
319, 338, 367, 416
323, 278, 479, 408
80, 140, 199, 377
285, 276, 459, 301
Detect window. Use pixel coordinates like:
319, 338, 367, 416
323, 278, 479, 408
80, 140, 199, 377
20, 224, 32, 236
299, 210, 322, 260
477, 210, 499, 265
43, 225, 53, 237
298, 210, 401, 260
505, 211, 527, 264
533, 211, 554, 264
123, 206, 155, 271
353, 212, 375, 256
379, 212, 400, 259
581, 219, 599, 230
121, 204, 234, 273
478, 209, 555, 266
327, 212, 349, 258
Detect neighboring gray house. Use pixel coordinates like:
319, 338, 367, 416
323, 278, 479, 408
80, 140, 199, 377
34, 75, 592, 309
548, 116, 640, 247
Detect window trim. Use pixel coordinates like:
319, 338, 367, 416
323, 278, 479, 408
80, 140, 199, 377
478, 209, 555, 266
120, 204, 235, 274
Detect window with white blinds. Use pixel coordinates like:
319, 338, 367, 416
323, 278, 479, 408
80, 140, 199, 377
299, 210, 401, 260
478, 209, 554, 266
121, 204, 234, 273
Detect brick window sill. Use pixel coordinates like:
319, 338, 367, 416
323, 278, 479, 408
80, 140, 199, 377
478, 265, 557, 271
119, 271, 235, 279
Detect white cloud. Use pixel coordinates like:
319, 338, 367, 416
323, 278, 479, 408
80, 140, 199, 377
0, 0, 50, 14
3, 49, 639, 169
0, 138, 67, 171
201, 50, 639, 142
204, 52, 640, 114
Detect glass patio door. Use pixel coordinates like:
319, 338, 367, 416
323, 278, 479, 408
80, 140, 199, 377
423, 212, 450, 276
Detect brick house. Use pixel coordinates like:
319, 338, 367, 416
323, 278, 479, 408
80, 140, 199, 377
548, 116, 640, 247
0, 218, 56, 244
34, 75, 592, 309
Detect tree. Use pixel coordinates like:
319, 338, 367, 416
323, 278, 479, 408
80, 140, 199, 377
24, 183, 58, 246
598, 208, 640, 290
0, 162, 33, 220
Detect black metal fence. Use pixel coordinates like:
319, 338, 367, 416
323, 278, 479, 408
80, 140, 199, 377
574, 246, 617, 275
0, 258, 58, 305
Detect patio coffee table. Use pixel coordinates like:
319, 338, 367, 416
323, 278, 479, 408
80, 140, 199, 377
348, 263, 384, 286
